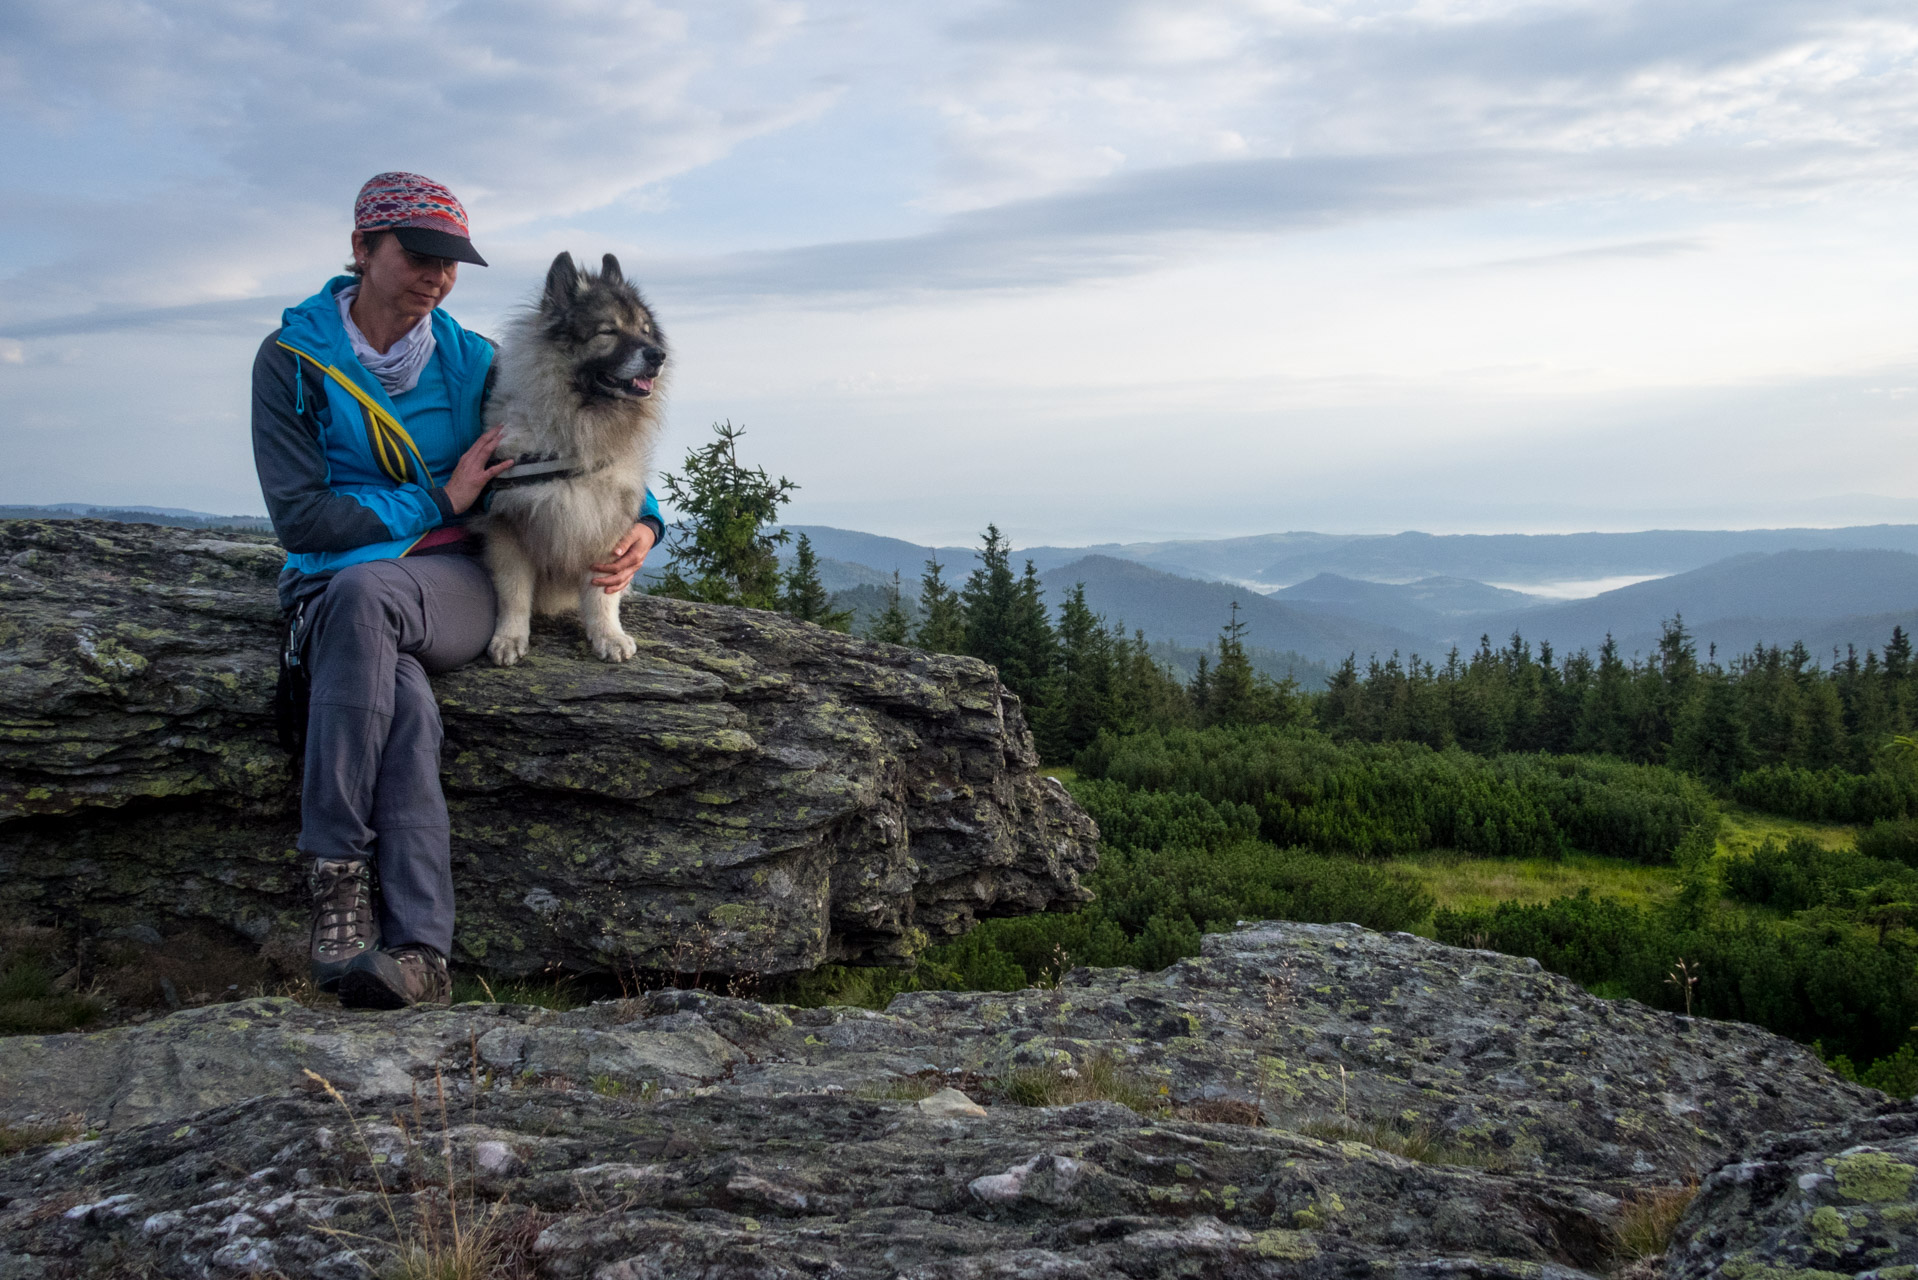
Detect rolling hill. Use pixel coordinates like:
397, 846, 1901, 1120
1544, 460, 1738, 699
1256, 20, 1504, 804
1037, 555, 1426, 667
1447, 549, 1918, 658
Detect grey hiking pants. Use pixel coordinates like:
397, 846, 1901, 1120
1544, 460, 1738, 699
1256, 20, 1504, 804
299, 554, 496, 957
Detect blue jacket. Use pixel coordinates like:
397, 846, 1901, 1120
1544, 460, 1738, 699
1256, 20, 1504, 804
252, 277, 661, 607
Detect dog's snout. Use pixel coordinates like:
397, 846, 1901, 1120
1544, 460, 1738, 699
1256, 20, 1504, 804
640, 344, 665, 369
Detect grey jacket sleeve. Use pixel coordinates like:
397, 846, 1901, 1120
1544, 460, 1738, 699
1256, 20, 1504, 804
251, 330, 408, 554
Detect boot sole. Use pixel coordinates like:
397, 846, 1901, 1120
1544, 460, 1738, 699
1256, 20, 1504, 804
311, 957, 361, 995
338, 959, 412, 1011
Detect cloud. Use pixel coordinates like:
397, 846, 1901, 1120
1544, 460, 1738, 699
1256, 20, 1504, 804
639, 140, 1868, 305
1477, 238, 1709, 271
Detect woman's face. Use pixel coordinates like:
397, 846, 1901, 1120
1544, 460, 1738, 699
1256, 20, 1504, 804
353, 230, 458, 321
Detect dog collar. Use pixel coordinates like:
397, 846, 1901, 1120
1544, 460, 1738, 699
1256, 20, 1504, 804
487, 452, 612, 489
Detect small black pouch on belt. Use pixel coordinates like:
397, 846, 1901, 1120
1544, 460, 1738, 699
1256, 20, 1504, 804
274, 600, 313, 757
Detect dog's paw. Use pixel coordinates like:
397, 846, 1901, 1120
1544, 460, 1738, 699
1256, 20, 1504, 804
488, 632, 530, 666
592, 631, 638, 663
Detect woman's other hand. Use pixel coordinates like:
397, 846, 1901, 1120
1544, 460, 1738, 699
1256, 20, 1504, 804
592, 522, 657, 594
444, 426, 515, 513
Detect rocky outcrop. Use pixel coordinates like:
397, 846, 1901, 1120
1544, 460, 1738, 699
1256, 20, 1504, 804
0, 518, 1096, 976
0, 923, 1887, 1277
1668, 1109, 1918, 1278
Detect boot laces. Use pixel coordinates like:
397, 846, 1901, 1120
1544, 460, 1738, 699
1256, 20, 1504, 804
314, 861, 372, 957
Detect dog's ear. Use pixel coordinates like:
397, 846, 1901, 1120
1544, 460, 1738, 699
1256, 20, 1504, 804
601, 254, 624, 285
544, 252, 581, 311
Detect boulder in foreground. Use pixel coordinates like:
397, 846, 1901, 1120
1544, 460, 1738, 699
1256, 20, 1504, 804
0, 922, 1890, 1278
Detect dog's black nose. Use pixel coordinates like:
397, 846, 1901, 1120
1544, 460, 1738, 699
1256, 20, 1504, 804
640, 344, 665, 369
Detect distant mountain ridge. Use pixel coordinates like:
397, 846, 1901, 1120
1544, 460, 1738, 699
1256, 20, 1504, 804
0, 504, 270, 532
16, 507, 1918, 676
1036, 555, 1428, 670
783, 522, 1918, 593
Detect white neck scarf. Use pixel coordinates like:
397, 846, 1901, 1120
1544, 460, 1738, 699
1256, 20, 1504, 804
336, 282, 437, 395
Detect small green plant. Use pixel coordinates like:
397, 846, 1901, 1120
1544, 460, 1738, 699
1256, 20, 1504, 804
450, 972, 587, 1011
997, 1054, 1167, 1116
589, 1075, 623, 1098
0, 957, 103, 1034
1610, 1182, 1699, 1261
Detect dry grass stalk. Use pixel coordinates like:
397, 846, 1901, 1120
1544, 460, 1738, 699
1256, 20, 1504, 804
1611, 1182, 1700, 1261
302, 1068, 528, 1280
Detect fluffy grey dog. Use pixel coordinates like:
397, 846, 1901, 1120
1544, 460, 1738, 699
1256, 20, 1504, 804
481, 251, 667, 665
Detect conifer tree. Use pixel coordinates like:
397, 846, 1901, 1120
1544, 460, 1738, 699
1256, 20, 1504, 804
868, 571, 911, 645
1109, 626, 1193, 735
652, 421, 794, 609
961, 524, 1020, 669
1190, 653, 1211, 712
1039, 583, 1115, 759
1671, 672, 1750, 783
780, 533, 851, 632
959, 526, 1057, 710
913, 556, 967, 653
1207, 602, 1258, 725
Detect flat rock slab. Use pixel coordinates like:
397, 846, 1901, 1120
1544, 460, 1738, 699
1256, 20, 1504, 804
0, 518, 1097, 975
0, 923, 1885, 1277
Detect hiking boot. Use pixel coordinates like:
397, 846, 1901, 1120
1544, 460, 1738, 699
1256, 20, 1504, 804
338, 944, 452, 1010
309, 857, 377, 993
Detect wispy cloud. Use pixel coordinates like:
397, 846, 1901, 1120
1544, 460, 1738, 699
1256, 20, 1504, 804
1477, 238, 1709, 271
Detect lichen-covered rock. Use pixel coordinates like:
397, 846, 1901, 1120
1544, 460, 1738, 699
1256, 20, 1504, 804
0, 923, 1880, 1277
1666, 1109, 1918, 1278
0, 518, 1096, 975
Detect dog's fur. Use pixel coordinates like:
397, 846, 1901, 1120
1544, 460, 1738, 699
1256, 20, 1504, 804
480, 252, 668, 665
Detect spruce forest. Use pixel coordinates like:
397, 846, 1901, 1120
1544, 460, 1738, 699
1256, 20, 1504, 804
661, 424, 1918, 1098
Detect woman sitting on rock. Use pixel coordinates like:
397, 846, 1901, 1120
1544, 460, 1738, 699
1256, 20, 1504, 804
250, 172, 664, 1009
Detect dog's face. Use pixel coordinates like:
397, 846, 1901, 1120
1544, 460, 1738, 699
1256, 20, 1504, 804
537, 252, 667, 405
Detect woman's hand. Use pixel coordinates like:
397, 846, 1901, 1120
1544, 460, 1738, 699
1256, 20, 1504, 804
592, 522, 658, 594
443, 426, 515, 514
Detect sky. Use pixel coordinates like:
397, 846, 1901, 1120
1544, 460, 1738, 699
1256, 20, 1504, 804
5, 0, 1918, 545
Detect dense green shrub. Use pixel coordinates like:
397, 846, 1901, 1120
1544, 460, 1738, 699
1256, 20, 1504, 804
907, 778, 1433, 991
1433, 889, 1918, 1064
1078, 725, 1713, 863
1858, 818, 1918, 868
1721, 836, 1918, 913
1827, 1043, 1918, 1100
1731, 765, 1918, 824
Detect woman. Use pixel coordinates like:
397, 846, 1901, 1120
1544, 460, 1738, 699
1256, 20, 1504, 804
251, 172, 664, 1009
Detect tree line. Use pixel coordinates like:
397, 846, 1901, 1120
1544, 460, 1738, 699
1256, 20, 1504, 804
649, 423, 1918, 818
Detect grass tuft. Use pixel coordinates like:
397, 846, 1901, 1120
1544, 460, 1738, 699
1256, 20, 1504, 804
996, 1054, 1167, 1116
0, 1115, 86, 1156
1610, 1182, 1699, 1261
855, 1075, 945, 1102
1175, 1098, 1264, 1126
450, 972, 588, 1011
304, 1068, 539, 1280
0, 958, 103, 1034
